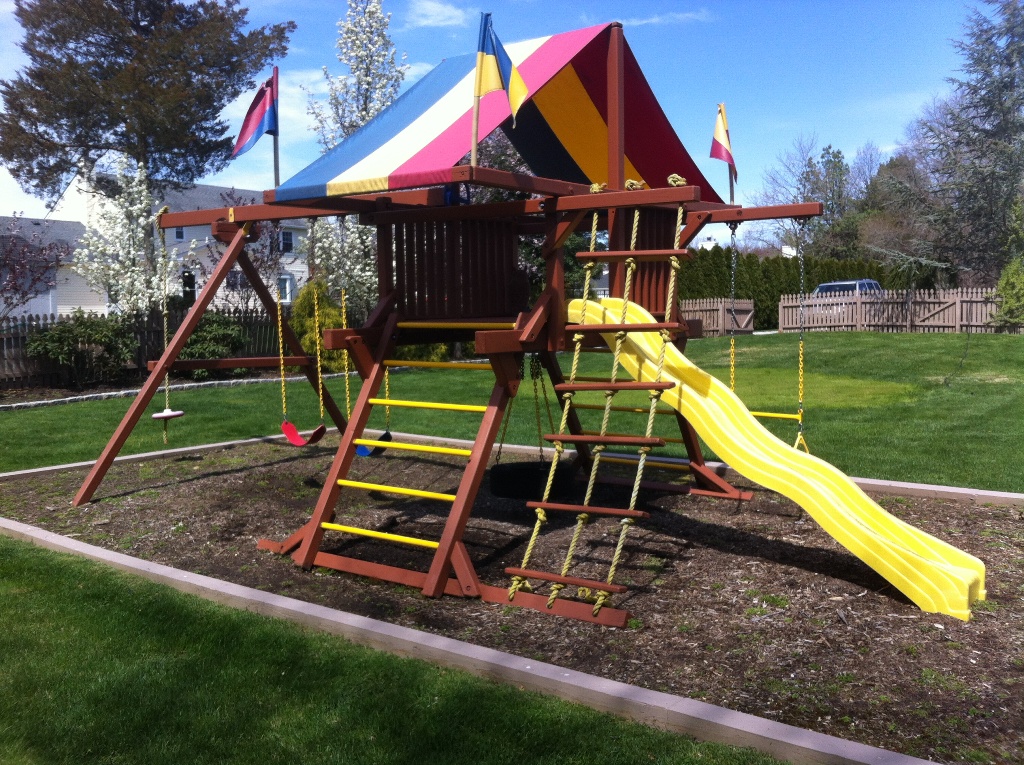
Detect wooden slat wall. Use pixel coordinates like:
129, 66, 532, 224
387, 218, 527, 319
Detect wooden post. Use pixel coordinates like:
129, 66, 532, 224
606, 23, 626, 296
73, 224, 253, 507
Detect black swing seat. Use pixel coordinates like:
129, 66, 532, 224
281, 420, 327, 447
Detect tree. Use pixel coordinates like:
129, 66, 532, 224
304, 0, 405, 314
0, 0, 294, 202
858, 152, 950, 289
751, 137, 861, 258
914, 0, 1024, 284
0, 215, 71, 320
72, 158, 194, 314
308, 0, 405, 152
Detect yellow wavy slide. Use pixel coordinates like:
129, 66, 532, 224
568, 298, 986, 621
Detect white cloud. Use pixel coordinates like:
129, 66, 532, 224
403, 0, 471, 29
403, 61, 435, 84
620, 10, 712, 27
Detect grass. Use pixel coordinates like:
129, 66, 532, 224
0, 535, 779, 765
1, 330, 1022, 491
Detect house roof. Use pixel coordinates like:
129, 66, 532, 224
275, 23, 721, 204
0, 217, 84, 250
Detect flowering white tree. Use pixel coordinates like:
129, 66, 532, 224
305, 0, 405, 316
72, 157, 193, 314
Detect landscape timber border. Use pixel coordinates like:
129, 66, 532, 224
0, 514, 932, 765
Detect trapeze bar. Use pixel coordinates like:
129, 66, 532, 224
352, 439, 472, 457
320, 522, 440, 550
368, 397, 487, 413
749, 411, 802, 421
383, 360, 494, 371
600, 455, 691, 472
337, 479, 457, 503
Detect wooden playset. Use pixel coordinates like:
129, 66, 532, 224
73, 22, 985, 624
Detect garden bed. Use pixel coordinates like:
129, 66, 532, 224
1, 436, 1021, 764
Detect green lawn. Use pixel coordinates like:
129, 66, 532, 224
0, 535, 778, 765
1, 330, 1022, 491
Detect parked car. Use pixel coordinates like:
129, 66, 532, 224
808, 279, 883, 318
810, 279, 882, 297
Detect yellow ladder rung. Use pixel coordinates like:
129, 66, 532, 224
582, 429, 684, 445
384, 360, 493, 371
750, 411, 802, 422
337, 479, 457, 502
573, 403, 675, 416
397, 321, 515, 330
368, 398, 487, 413
601, 455, 691, 472
353, 438, 472, 457
320, 522, 439, 549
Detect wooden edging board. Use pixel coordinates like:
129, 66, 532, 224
0, 515, 929, 765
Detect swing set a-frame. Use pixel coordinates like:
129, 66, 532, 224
72, 22, 822, 627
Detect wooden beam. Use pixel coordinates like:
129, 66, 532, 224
73, 224, 253, 507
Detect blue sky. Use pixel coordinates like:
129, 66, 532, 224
0, 0, 973, 219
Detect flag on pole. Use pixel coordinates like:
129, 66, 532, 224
474, 13, 528, 126
710, 102, 737, 182
232, 69, 279, 158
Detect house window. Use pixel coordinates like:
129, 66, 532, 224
281, 230, 293, 253
175, 226, 184, 241
226, 269, 247, 291
277, 274, 295, 303
181, 270, 196, 307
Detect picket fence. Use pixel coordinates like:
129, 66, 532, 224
0, 308, 279, 389
778, 288, 1008, 334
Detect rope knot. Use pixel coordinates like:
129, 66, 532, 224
667, 174, 687, 187
589, 182, 607, 194
625, 179, 645, 191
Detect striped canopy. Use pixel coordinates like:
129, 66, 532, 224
276, 23, 721, 204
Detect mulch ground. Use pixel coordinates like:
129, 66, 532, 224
2, 431, 1022, 764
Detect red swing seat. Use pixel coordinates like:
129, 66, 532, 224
281, 420, 327, 447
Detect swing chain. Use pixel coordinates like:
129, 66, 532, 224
276, 286, 289, 421
313, 285, 325, 423
728, 221, 739, 392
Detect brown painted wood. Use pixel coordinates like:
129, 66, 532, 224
543, 434, 666, 447
554, 381, 675, 392
504, 568, 629, 594
526, 501, 649, 519
476, 583, 630, 627
292, 312, 400, 569
422, 381, 510, 597
575, 249, 693, 262
234, 251, 347, 432
73, 224, 253, 507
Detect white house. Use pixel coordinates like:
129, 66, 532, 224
2, 180, 309, 318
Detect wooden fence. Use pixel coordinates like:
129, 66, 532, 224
1, 308, 279, 389
679, 298, 755, 337
778, 288, 1009, 334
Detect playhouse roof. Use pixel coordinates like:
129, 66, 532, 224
275, 23, 722, 204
